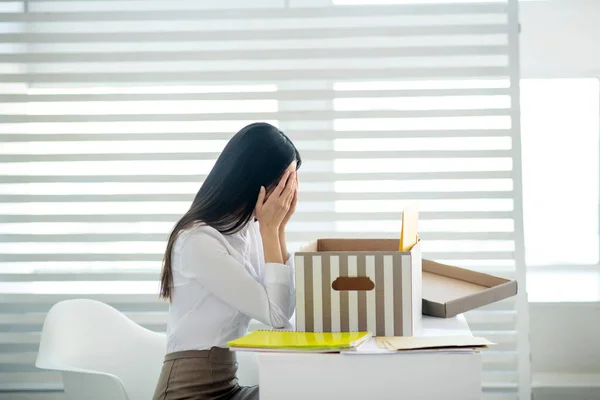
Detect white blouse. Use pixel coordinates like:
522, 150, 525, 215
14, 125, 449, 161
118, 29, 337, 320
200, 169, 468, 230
166, 219, 295, 353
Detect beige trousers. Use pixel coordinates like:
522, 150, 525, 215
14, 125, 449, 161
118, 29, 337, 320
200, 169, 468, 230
152, 347, 259, 400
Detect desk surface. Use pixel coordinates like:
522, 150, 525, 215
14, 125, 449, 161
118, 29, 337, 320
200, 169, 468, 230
256, 315, 481, 400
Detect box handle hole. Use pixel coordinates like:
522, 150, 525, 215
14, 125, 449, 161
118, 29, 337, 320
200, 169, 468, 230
332, 276, 375, 291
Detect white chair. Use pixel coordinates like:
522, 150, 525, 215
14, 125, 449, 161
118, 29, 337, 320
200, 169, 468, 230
36, 299, 166, 400
236, 351, 259, 386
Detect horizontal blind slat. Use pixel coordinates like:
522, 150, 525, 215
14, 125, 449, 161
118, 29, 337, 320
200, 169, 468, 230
0, 210, 513, 221
0, 110, 510, 124
0, 233, 517, 242
0, 171, 514, 183
0, 212, 515, 223
0, 191, 514, 202
0, 87, 511, 103
0, 45, 510, 63
3, 67, 510, 83
0, 232, 516, 242
0, 4, 510, 23
0, 371, 62, 389
0, 130, 516, 143
0, 150, 513, 163
0, 25, 508, 42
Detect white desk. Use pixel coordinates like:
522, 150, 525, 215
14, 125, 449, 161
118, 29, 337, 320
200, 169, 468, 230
256, 316, 481, 400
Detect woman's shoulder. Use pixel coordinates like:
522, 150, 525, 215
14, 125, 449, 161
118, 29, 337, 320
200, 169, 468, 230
173, 223, 228, 253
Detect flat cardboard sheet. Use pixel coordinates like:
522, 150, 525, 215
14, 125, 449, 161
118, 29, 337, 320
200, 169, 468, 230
375, 335, 494, 351
422, 259, 518, 317
422, 271, 488, 304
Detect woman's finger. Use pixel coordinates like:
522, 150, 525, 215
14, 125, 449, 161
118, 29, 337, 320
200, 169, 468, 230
254, 186, 266, 214
281, 171, 296, 199
284, 176, 297, 205
273, 170, 291, 197
290, 186, 298, 208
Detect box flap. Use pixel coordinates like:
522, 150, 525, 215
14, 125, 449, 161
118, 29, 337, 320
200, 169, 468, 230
297, 239, 404, 253
318, 239, 399, 252
298, 241, 318, 253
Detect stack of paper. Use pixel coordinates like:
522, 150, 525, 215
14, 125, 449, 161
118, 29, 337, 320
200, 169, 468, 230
375, 335, 494, 352
227, 330, 371, 353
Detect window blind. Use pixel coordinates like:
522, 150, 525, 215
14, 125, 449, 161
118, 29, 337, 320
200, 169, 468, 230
0, 1, 530, 399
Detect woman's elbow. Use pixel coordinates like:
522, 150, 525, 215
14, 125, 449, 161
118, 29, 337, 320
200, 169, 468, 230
270, 321, 287, 330
268, 304, 292, 329
269, 313, 289, 329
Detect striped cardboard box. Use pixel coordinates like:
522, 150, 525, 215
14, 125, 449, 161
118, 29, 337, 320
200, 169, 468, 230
295, 240, 422, 337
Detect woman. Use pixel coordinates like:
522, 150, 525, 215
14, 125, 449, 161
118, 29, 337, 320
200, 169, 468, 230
153, 122, 301, 400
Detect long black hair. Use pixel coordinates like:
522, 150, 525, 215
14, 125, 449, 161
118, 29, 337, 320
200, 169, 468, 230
160, 122, 301, 300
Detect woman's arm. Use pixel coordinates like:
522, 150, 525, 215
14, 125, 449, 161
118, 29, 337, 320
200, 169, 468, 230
261, 228, 284, 265
179, 231, 294, 328
278, 229, 290, 263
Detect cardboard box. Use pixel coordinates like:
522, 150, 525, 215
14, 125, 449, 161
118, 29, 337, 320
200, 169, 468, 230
295, 239, 422, 337
421, 259, 518, 318
295, 239, 518, 333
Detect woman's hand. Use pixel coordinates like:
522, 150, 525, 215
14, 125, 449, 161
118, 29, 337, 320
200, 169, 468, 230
280, 172, 298, 231
255, 170, 297, 233
255, 171, 296, 264
278, 172, 298, 262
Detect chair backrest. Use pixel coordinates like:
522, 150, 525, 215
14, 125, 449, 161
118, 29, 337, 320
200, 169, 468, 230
36, 299, 166, 400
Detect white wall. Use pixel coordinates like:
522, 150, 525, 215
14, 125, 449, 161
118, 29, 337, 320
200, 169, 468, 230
530, 303, 600, 399
530, 303, 600, 374
520, 0, 600, 78
520, 2, 600, 397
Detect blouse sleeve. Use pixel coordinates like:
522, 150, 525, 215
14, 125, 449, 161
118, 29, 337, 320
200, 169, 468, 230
284, 252, 296, 318
285, 253, 294, 268
178, 230, 294, 329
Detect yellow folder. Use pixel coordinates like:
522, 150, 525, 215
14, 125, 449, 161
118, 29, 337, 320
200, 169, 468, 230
227, 330, 371, 352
